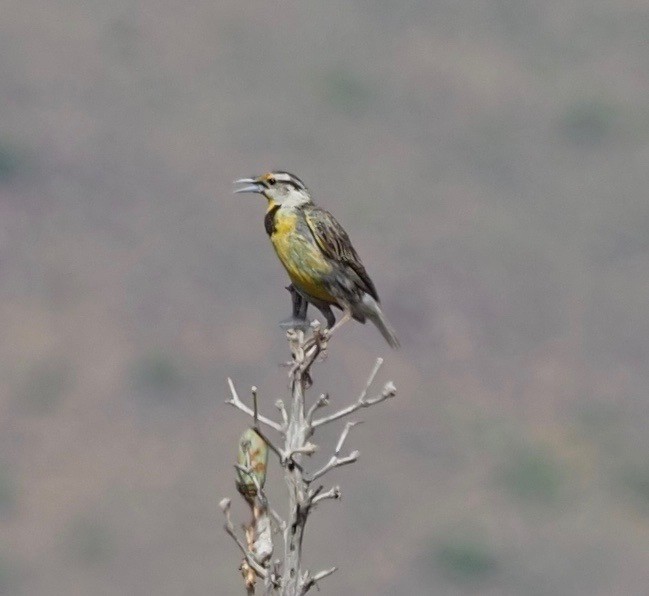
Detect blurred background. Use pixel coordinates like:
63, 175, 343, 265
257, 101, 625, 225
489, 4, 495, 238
1, 1, 648, 594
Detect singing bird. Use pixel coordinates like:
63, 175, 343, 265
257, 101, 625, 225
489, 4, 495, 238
234, 171, 399, 348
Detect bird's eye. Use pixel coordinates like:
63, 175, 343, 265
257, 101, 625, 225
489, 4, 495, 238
267, 176, 276, 186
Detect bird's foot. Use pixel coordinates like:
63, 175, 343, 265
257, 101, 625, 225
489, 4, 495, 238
323, 308, 352, 339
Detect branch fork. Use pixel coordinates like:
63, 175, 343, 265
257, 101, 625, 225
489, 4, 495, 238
222, 327, 396, 594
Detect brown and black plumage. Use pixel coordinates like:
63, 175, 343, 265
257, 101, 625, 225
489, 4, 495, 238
234, 171, 399, 348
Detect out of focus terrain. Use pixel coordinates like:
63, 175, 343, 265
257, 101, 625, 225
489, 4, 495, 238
1, 1, 649, 594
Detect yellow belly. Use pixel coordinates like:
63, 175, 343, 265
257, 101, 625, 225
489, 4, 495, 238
271, 211, 336, 303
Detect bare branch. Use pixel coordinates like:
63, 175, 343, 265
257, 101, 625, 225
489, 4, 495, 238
286, 442, 318, 460
301, 320, 324, 352
361, 357, 384, 400
303, 334, 324, 369
269, 507, 286, 532
286, 329, 304, 364
306, 421, 362, 483
335, 421, 361, 455
275, 399, 288, 427
252, 424, 285, 466
226, 378, 282, 432
296, 324, 328, 386
224, 328, 397, 593
265, 560, 282, 594
311, 566, 337, 583
306, 393, 329, 425
311, 486, 341, 505
219, 498, 268, 580
252, 386, 259, 426
308, 450, 359, 483
300, 566, 338, 593
313, 379, 396, 428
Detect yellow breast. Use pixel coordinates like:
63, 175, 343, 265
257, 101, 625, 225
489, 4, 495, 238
270, 209, 335, 303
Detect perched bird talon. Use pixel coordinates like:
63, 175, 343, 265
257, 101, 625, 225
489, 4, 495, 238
234, 171, 400, 348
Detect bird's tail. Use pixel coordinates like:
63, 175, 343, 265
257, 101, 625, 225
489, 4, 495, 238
360, 294, 400, 349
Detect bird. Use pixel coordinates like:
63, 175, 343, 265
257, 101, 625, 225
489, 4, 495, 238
234, 171, 399, 348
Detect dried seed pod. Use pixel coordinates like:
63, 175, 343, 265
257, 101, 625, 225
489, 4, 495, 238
236, 428, 268, 501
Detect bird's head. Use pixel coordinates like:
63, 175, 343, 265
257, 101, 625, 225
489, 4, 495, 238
234, 171, 312, 207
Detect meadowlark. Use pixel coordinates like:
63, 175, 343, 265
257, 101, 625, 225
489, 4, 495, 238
234, 171, 399, 348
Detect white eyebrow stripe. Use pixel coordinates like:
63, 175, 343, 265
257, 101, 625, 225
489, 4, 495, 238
273, 172, 306, 190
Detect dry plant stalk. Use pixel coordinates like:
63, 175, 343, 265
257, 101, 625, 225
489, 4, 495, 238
222, 323, 397, 595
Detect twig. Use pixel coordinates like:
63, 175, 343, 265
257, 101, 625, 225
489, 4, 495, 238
313, 379, 396, 428
308, 450, 359, 483
335, 421, 361, 454
247, 385, 290, 487
300, 566, 338, 593
252, 386, 259, 426
275, 399, 289, 427
302, 336, 324, 376
226, 378, 283, 432
362, 358, 384, 399
286, 443, 318, 460
266, 560, 282, 594
306, 393, 329, 425
252, 423, 285, 466
311, 359, 384, 428
311, 566, 337, 581
307, 420, 361, 483
219, 498, 268, 580
301, 320, 324, 352
311, 486, 341, 505
269, 507, 286, 532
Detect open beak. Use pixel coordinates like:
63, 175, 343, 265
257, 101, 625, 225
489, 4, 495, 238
233, 177, 263, 194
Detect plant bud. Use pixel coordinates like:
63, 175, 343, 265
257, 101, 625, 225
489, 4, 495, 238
236, 428, 268, 500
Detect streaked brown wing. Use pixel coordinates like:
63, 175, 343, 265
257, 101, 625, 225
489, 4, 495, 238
304, 205, 379, 301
